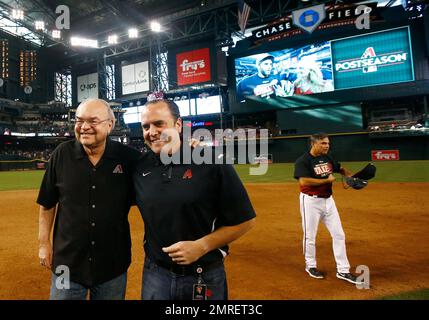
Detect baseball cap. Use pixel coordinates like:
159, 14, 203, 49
256, 53, 275, 65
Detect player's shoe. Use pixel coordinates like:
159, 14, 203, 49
336, 272, 363, 284
305, 268, 325, 279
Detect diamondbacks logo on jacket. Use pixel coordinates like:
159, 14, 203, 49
113, 164, 123, 174
182, 169, 192, 179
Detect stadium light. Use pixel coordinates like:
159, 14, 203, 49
108, 34, 118, 44
70, 36, 98, 48
150, 21, 162, 32
128, 28, 138, 38
35, 21, 45, 30
52, 30, 61, 39
12, 9, 24, 20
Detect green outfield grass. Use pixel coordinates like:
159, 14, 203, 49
0, 170, 45, 191
236, 160, 429, 183
0, 160, 428, 191
381, 288, 429, 300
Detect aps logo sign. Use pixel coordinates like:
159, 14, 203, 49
80, 83, 97, 91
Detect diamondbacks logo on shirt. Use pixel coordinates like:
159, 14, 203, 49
113, 164, 123, 174
182, 169, 192, 179
313, 162, 332, 177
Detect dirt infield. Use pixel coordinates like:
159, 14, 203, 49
1, 182, 428, 300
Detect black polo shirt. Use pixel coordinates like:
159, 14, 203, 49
133, 148, 256, 266
37, 139, 142, 286
294, 152, 341, 197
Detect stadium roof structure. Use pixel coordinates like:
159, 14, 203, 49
0, 0, 406, 48
0, 0, 235, 47
0, 0, 412, 67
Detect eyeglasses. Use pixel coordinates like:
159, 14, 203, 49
75, 118, 111, 127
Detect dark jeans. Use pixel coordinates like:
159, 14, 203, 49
141, 256, 228, 300
50, 272, 127, 300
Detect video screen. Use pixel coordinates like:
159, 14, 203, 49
235, 42, 334, 102
331, 26, 414, 90
234, 27, 414, 104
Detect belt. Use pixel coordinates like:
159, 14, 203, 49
304, 193, 331, 199
155, 259, 224, 276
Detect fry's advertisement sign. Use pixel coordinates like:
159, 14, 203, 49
371, 150, 400, 161
177, 48, 211, 86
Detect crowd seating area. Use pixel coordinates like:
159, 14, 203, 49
0, 147, 54, 161
368, 112, 427, 135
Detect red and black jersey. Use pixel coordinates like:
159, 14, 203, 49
294, 152, 341, 197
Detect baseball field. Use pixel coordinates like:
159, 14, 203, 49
0, 160, 428, 300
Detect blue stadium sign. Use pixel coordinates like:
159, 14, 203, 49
251, 3, 379, 43
292, 4, 326, 34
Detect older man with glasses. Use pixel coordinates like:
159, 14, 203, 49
37, 98, 142, 300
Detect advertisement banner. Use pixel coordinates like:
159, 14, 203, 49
331, 27, 414, 90
77, 72, 98, 102
122, 61, 149, 95
177, 48, 211, 86
371, 150, 400, 161
250, 2, 380, 43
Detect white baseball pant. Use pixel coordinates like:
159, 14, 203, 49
299, 192, 350, 273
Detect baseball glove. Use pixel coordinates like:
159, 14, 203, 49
344, 176, 368, 190
352, 163, 376, 180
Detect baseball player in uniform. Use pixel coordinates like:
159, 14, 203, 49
294, 133, 362, 284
